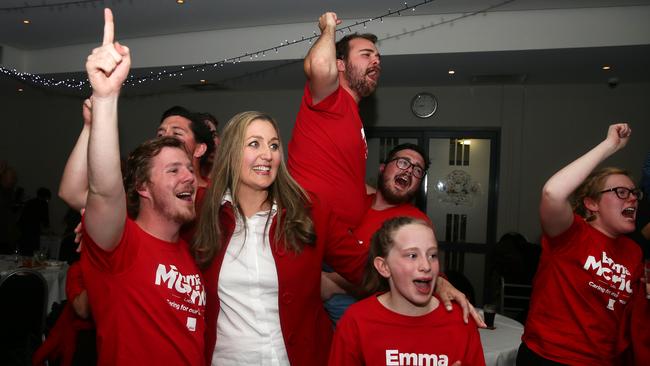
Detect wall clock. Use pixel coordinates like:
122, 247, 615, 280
411, 92, 438, 118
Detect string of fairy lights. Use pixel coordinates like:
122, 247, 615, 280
0, 0, 107, 12
1, 0, 515, 92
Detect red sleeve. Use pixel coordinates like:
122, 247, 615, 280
303, 82, 344, 113
617, 282, 650, 366
81, 216, 136, 274
65, 262, 85, 306
542, 213, 583, 252
328, 311, 364, 366
464, 319, 487, 366
312, 195, 368, 285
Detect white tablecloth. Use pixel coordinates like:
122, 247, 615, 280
0, 255, 68, 312
479, 310, 524, 366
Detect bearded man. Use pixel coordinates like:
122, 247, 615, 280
288, 11, 381, 229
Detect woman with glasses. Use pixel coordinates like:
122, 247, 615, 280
517, 123, 644, 366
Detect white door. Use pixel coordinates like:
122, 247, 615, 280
365, 129, 499, 305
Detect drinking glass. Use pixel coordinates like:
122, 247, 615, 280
483, 304, 497, 329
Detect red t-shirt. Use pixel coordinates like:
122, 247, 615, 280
522, 214, 642, 365
65, 261, 86, 301
82, 218, 206, 366
329, 294, 485, 366
354, 194, 431, 246
288, 83, 367, 229
617, 281, 650, 366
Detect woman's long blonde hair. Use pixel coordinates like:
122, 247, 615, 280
192, 111, 315, 268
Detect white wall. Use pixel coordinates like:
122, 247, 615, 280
2, 81, 648, 245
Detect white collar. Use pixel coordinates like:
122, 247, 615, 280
222, 189, 278, 217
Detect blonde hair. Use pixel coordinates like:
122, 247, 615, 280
192, 111, 315, 268
571, 167, 631, 221
363, 216, 432, 294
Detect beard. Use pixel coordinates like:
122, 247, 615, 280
344, 62, 379, 98
156, 198, 196, 225
149, 184, 196, 225
378, 173, 417, 205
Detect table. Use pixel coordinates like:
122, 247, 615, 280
479, 310, 524, 366
40, 235, 63, 261
0, 255, 68, 312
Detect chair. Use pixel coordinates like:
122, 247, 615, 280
0, 268, 48, 366
491, 232, 539, 322
500, 276, 533, 323
444, 270, 476, 305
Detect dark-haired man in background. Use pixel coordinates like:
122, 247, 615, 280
157, 106, 215, 196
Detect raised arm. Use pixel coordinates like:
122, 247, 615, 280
84, 8, 131, 251
540, 123, 631, 237
304, 12, 341, 104
58, 99, 92, 210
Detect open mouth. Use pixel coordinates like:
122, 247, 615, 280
622, 207, 636, 220
366, 67, 380, 81
253, 165, 271, 173
175, 191, 194, 202
394, 174, 411, 190
413, 278, 433, 294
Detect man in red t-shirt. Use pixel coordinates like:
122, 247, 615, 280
354, 143, 432, 246
288, 11, 381, 229
79, 10, 206, 365
58, 97, 213, 247
322, 143, 432, 322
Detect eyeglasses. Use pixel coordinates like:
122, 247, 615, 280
388, 157, 426, 179
599, 187, 644, 200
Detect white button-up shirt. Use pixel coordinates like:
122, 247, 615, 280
213, 193, 289, 366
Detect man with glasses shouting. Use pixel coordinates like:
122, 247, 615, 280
353, 143, 431, 248
321, 144, 486, 325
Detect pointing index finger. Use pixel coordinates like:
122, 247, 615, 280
102, 8, 114, 46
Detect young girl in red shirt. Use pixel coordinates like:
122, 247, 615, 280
329, 217, 485, 366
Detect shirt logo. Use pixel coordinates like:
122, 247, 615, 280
583, 251, 633, 293
361, 127, 368, 159
155, 264, 206, 306
386, 349, 449, 366
583, 251, 633, 311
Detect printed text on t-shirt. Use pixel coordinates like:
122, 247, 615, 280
155, 264, 206, 306
583, 251, 633, 310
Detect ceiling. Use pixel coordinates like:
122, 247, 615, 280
2, 0, 649, 50
1, 0, 650, 95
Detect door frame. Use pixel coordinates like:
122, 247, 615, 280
365, 127, 501, 254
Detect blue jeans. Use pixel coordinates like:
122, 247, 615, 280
322, 263, 357, 326
324, 294, 357, 326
